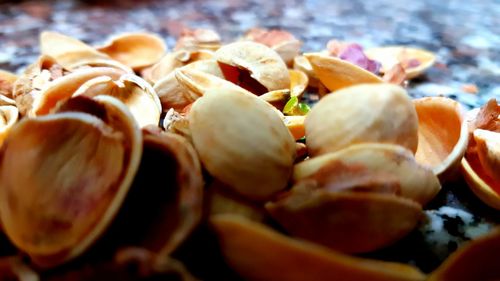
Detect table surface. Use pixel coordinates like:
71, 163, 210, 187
0, 0, 499, 275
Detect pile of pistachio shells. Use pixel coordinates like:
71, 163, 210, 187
0, 28, 498, 281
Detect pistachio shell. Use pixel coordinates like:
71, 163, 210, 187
305, 83, 419, 156
293, 143, 441, 205
473, 129, 500, 182
428, 228, 500, 281
259, 89, 290, 110
284, 115, 306, 140
0, 70, 18, 98
243, 28, 301, 66
153, 60, 223, 111
211, 214, 426, 281
289, 69, 308, 97
215, 41, 290, 92
293, 55, 320, 88
461, 156, 500, 210
0, 104, 18, 147
0, 256, 39, 281
266, 188, 422, 253
189, 87, 295, 201
97, 32, 167, 70
73, 74, 162, 127
414, 97, 468, 182
365, 46, 436, 79
174, 28, 221, 52
305, 53, 383, 92
0, 96, 142, 267
31, 67, 124, 116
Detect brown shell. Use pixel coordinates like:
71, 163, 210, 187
211, 214, 426, 281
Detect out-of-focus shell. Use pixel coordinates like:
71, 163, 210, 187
289, 69, 308, 97
0, 70, 18, 98
0, 256, 39, 281
462, 154, 500, 210
0, 96, 142, 268
189, 87, 296, 201
163, 108, 191, 141
305, 83, 419, 157
414, 97, 468, 182
305, 53, 382, 92
154, 60, 223, 111
211, 214, 426, 281
215, 41, 290, 93
97, 32, 167, 71
293, 143, 441, 205
174, 28, 221, 52
293, 55, 320, 88
365, 46, 436, 79
266, 188, 422, 253
30, 67, 124, 116
243, 28, 302, 66
0, 95, 18, 147
73, 74, 161, 127
143, 50, 214, 84
284, 115, 306, 140
40, 31, 130, 72
473, 129, 500, 182
259, 89, 290, 110
428, 228, 500, 281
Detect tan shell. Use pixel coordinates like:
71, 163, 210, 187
97, 32, 167, 70
153, 60, 223, 111
289, 69, 308, 97
462, 155, 500, 210
0, 70, 18, 98
31, 67, 125, 116
174, 28, 221, 52
40, 31, 130, 72
305, 53, 383, 92
414, 97, 468, 182
293, 143, 441, 205
428, 228, 500, 281
189, 87, 296, 201
73, 74, 162, 127
365, 46, 436, 79
0, 95, 142, 268
143, 50, 214, 84
266, 187, 422, 253
211, 214, 426, 281
293, 55, 320, 88
163, 108, 191, 141
305, 83, 419, 157
243, 28, 302, 66
284, 115, 306, 140
0, 100, 18, 147
473, 129, 500, 182
259, 89, 290, 110
215, 41, 290, 92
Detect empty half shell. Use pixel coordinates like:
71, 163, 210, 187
0, 70, 18, 98
215, 41, 290, 94
289, 69, 308, 97
305, 83, 419, 157
365, 46, 436, 79
293, 55, 320, 88
211, 214, 426, 281
293, 143, 441, 205
189, 87, 296, 201
243, 28, 302, 66
0, 95, 142, 267
73, 73, 162, 127
305, 53, 382, 92
414, 97, 468, 182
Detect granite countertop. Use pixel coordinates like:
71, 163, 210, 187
0, 0, 499, 275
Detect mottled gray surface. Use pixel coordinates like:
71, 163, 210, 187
0, 0, 499, 274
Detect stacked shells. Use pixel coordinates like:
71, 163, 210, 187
0, 28, 497, 281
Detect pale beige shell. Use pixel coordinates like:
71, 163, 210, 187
189, 87, 296, 201
73, 73, 162, 127
174, 28, 221, 52
0, 70, 18, 98
289, 69, 308, 97
414, 97, 468, 182
293, 143, 441, 205
215, 41, 290, 92
293, 55, 320, 88
153, 60, 223, 111
0, 102, 19, 147
305, 83, 419, 157
0, 95, 142, 268
259, 89, 290, 110
97, 32, 167, 70
40, 31, 130, 72
305, 52, 383, 92
365, 46, 436, 79
211, 214, 426, 281
473, 129, 500, 182
143, 50, 214, 84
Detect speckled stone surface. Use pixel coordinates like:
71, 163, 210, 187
0, 0, 499, 275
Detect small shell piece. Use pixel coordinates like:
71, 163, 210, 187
289, 69, 308, 97
0, 96, 18, 147
293, 143, 441, 205
305, 83, 419, 157
97, 32, 167, 71
473, 129, 500, 182
414, 97, 468, 182
305, 53, 382, 92
211, 214, 426, 281
243, 28, 302, 66
284, 115, 306, 140
215, 41, 290, 93
0, 96, 142, 268
189, 87, 296, 201
365, 46, 436, 79
428, 228, 500, 281
73, 74, 162, 127
293, 55, 320, 88
0, 70, 18, 98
